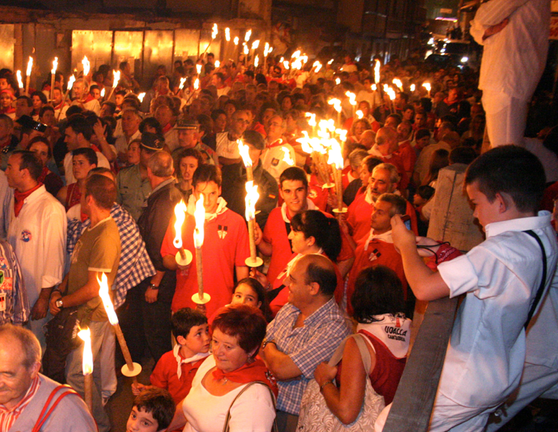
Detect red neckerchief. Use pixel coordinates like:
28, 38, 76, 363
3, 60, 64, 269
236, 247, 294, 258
0, 106, 15, 115
267, 138, 283, 149
14, 183, 42, 217
38, 166, 49, 184
212, 358, 278, 397
443, 97, 460, 106
90, 144, 101, 153
81, 94, 95, 104
162, 123, 173, 134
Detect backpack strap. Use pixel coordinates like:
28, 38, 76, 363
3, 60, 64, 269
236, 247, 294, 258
328, 333, 373, 374
32, 385, 81, 432
523, 230, 548, 329
222, 381, 278, 432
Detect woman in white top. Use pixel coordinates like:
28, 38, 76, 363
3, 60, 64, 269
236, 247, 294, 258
166, 304, 277, 432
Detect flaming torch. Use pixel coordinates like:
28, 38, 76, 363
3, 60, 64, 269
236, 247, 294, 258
82, 56, 90, 79
50, 57, 58, 102
100, 88, 106, 99
282, 147, 295, 166
374, 59, 381, 84
192, 195, 211, 306
346, 91, 357, 119
244, 181, 263, 268
328, 139, 346, 214
78, 328, 93, 412
234, 36, 239, 62
16, 71, 23, 90
25, 56, 33, 95
106, 70, 120, 102
328, 98, 343, 127
422, 82, 431, 96
238, 140, 253, 181
98, 273, 142, 382
57, 75, 75, 122
137, 92, 145, 103
173, 200, 193, 267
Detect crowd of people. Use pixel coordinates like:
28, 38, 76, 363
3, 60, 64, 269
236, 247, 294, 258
1, 14, 558, 430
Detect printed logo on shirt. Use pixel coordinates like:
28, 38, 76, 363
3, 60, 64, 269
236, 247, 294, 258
308, 188, 318, 199
383, 325, 407, 342
218, 225, 228, 239
21, 230, 32, 242
368, 249, 382, 262
271, 158, 280, 167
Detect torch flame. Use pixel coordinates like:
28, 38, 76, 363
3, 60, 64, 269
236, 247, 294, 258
356, 110, 363, 119
374, 59, 381, 84
98, 273, 119, 325
422, 82, 431, 93
173, 200, 187, 249
100, 88, 105, 98
291, 50, 301, 59
233, 36, 239, 46
244, 181, 259, 221
112, 70, 120, 88
252, 40, 260, 50
392, 78, 403, 90
328, 98, 342, 113
78, 328, 93, 375
51, 57, 58, 75
371, 83, 377, 91
179, 77, 187, 89
215, 60, 220, 68
264, 42, 270, 56
254, 55, 259, 67
335, 77, 340, 85
327, 139, 344, 170
16, 71, 23, 89
225, 27, 230, 42
312, 61, 322, 73
410, 84, 416, 92
282, 147, 294, 166
305, 112, 317, 128
244, 29, 252, 42
283, 61, 290, 70
243, 44, 249, 55
26, 57, 33, 77
346, 91, 357, 106
194, 78, 200, 90
193, 195, 205, 249
211, 23, 218, 39
238, 140, 252, 168
82, 56, 90, 77
328, 59, 334, 65
68, 75, 76, 90
386, 87, 396, 101
196, 64, 202, 74
138, 92, 146, 102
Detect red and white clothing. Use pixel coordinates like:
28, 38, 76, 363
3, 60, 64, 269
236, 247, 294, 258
346, 231, 407, 314
0, 376, 40, 431
262, 201, 354, 284
395, 140, 416, 177
72, 94, 100, 115
161, 198, 250, 318
215, 132, 241, 160
307, 174, 330, 212
150, 345, 210, 404
63, 146, 112, 184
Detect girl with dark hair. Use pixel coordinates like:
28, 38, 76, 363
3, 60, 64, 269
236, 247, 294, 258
230, 277, 273, 323
252, 210, 344, 316
313, 265, 411, 424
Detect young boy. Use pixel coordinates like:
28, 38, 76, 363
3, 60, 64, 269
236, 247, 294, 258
127, 387, 175, 432
133, 308, 210, 404
390, 145, 558, 431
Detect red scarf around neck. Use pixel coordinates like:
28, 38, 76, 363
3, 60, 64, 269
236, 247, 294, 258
212, 358, 278, 397
14, 183, 42, 217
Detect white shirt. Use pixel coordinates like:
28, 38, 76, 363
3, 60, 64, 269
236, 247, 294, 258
261, 142, 296, 184
470, 0, 550, 101
182, 356, 276, 432
7, 185, 66, 305
164, 127, 180, 152
523, 137, 558, 183
114, 130, 141, 156
216, 132, 240, 160
64, 149, 112, 184
437, 211, 558, 407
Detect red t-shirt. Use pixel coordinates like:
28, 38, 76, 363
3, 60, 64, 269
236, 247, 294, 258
395, 140, 417, 175
150, 351, 206, 404
160, 209, 250, 318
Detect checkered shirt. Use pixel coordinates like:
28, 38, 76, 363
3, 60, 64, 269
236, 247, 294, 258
67, 204, 155, 308
265, 298, 351, 415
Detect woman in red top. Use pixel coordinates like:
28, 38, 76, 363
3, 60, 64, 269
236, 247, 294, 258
314, 265, 411, 423
57, 148, 97, 214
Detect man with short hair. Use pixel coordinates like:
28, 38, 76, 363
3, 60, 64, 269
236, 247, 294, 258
211, 72, 231, 98
115, 108, 142, 162
116, 133, 161, 221
51, 87, 69, 121
171, 119, 217, 166
136, 151, 183, 362
257, 166, 355, 280
346, 193, 408, 315
395, 121, 416, 180
368, 126, 409, 192
49, 174, 121, 432
63, 117, 111, 184
0, 324, 96, 431
261, 114, 296, 184
71, 79, 101, 115
155, 104, 179, 152
261, 254, 351, 432
388, 145, 558, 431
161, 164, 250, 318
5, 151, 66, 349
14, 96, 33, 122
215, 109, 251, 166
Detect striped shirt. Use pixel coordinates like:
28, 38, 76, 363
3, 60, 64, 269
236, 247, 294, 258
265, 299, 351, 415
67, 203, 155, 308
0, 376, 40, 431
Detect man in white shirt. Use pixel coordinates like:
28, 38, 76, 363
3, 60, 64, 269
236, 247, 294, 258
5, 150, 66, 349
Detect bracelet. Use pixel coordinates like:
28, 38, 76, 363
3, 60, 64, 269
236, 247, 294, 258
149, 284, 159, 290
262, 340, 276, 350
320, 380, 335, 391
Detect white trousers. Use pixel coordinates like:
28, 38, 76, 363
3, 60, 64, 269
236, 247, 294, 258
482, 90, 528, 147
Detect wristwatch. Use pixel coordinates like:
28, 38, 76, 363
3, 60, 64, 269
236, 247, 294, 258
55, 299, 64, 309
149, 284, 159, 290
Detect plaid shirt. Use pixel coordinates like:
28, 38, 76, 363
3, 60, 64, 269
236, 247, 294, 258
0, 239, 28, 325
67, 204, 155, 308
266, 298, 351, 415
